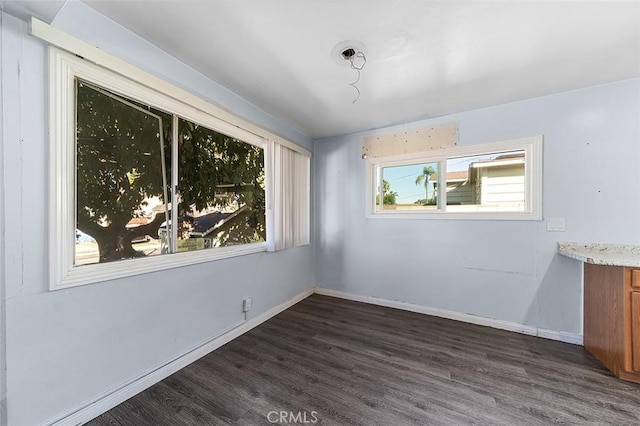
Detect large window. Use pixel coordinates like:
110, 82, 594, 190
74, 80, 265, 266
50, 49, 309, 289
367, 137, 542, 220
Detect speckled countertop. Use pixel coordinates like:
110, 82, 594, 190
558, 242, 640, 268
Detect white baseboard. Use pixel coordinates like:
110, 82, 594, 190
314, 287, 583, 346
50, 288, 314, 426
537, 328, 583, 346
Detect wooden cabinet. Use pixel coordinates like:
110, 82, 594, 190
633, 269, 640, 289
584, 264, 640, 383
633, 291, 640, 373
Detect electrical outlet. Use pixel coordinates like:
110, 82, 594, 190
546, 218, 566, 232
242, 297, 252, 312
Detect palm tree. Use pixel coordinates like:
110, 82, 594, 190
415, 166, 436, 205
376, 179, 399, 206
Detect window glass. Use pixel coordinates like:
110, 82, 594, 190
376, 162, 439, 211
75, 79, 171, 266
445, 150, 525, 212
174, 118, 265, 252
74, 80, 266, 266
367, 138, 541, 220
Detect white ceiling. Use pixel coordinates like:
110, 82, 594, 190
5, 1, 640, 139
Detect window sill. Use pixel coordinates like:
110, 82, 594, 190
52, 242, 267, 290
366, 211, 542, 221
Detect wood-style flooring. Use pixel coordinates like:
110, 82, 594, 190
88, 294, 640, 425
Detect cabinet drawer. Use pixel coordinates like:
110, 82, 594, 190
632, 270, 640, 289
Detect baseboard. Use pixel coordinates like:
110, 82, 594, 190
536, 328, 583, 345
50, 288, 314, 426
314, 287, 583, 346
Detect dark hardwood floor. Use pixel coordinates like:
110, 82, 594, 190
88, 294, 640, 425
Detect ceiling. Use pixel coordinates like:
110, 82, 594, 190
4, 1, 640, 139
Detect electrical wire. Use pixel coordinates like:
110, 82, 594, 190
348, 51, 366, 104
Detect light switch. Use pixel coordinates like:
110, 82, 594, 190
547, 218, 566, 232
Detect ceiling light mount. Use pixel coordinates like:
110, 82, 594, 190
331, 40, 366, 66
341, 48, 356, 60
331, 40, 368, 104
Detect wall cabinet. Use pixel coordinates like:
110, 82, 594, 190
584, 264, 640, 383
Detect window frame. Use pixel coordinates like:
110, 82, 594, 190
365, 136, 543, 220
50, 48, 273, 290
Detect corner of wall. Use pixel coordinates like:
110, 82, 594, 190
0, 8, 9, 426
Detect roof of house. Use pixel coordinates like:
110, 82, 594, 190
126, 217, 150, 227
186, 205, 249, 237
429, 171, 469, 182
189, 211, 233, 235
470, 152, 524, 167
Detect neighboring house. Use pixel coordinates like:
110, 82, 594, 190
160, 204, 263, 252
430, 170, 473, 205
182, 204, 259, 249
469, 153, 525, 208
125, 216, 153, 243
428, 153, 525, 208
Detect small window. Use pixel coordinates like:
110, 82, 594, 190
367, 137, 542, 220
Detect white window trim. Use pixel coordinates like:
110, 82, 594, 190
365, 136, 543, 221
50, 48, 273, 290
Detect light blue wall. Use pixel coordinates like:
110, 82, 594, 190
314, 78, 640, 335
0, 9, 7, 425
1, 8, 313, 426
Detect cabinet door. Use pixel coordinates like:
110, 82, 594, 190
633, 292, 640, 372
633, 270, 640, 290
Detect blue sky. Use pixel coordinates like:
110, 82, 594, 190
382, 163, 438, 204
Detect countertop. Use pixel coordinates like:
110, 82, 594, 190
558, 242, 640, 268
